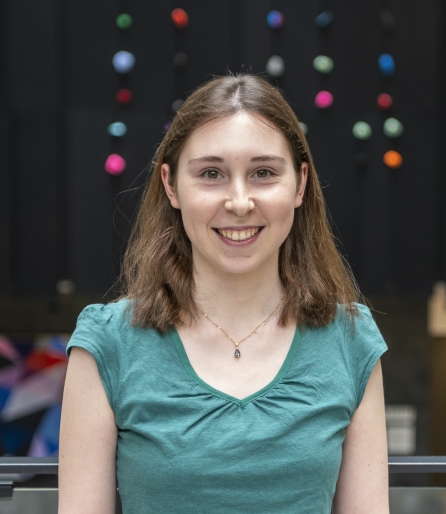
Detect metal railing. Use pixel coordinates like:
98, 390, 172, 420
1, 455, 445, 476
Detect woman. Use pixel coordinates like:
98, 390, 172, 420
59, 74, 389, 514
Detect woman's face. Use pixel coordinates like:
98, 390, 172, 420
161, 112, 308, 277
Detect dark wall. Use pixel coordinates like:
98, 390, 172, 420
0, 0, 441, 296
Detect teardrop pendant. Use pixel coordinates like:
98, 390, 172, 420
234, 348, 241, 358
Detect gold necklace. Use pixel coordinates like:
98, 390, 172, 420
199, 295, 284, 359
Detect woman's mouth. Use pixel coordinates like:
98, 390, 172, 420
215, 227, 262, 241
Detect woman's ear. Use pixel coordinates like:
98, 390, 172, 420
294, 162, 308, 209
161, 164, 181, 209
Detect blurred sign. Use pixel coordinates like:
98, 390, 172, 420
386, 404, 417, 455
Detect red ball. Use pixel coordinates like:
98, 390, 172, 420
172, 8, 188, 28
116, 89, 133, 105
377, 93, 393, 110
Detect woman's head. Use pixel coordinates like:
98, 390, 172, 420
121, 73, 361, 330
160, 110, 308, 279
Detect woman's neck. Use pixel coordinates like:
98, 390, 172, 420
193, 257, 284, 328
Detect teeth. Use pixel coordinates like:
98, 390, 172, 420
217, 227, 260, 241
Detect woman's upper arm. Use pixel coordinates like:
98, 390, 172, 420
333, 359, 389, 514
59, 346, 118, 514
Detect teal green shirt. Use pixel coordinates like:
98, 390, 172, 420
66, 300, 387, 514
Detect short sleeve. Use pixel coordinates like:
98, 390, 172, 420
66, 303, 122, 412
344, 303, 388, 410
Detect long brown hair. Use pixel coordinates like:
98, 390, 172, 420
119, 73, 363, 331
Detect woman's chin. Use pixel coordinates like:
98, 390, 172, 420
211, 256, 277, 277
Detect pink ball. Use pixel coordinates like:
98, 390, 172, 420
315, 90, 333, 109
104, 154, 126, 175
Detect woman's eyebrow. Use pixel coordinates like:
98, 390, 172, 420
186, 155, 286, 165
187, 156, 224, 165
250, 155, 286, 163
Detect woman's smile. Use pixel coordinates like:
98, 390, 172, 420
213, 226, 264, 245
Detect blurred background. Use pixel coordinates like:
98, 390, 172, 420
0, 0, 445, 498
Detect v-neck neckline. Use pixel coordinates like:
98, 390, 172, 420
168, 325, 301, 408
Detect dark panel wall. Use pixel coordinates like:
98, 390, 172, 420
0, 0, 441, 296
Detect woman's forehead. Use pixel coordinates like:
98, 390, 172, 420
180, 112, 291, 161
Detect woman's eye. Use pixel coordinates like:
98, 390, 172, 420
255, 168, 271, 179
204, 169, 221, 179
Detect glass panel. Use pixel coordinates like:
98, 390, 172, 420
390, 488, 446, 514
0, 487, 445, 513
0, 489, 122, 514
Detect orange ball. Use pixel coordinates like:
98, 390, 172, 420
383, 150, 402, 169
172, 8, 189, 28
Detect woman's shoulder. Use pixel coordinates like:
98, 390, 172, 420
75, 298, 133, 332
67, 299, 134, 413
334, 301, 372, 321
67, 299, 135, 358
307, 301, 387, 366
336, 302, 387, 408
333, 302, 383, 336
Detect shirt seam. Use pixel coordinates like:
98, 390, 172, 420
114, 310, 126, 426
341, 310, 358, 415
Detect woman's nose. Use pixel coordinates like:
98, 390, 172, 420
224, 182, 255, 216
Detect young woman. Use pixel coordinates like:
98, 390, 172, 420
59, 74, 389, 514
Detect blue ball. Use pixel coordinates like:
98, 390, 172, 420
266, 10, 284, 29
314, 11, 334, 28
112, 51, 136, 74
107, 122, 127, 137
378, 53, 395, 76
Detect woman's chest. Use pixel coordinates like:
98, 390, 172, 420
115, 378, 349, 514
115, 329, 354, 512
174, 323, 298, 400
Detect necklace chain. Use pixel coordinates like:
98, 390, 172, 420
199, 295, 284, 358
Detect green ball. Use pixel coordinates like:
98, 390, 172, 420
116, 13, 133, 29
313, 55, 334, 74
383, 117, 403, 138
352, 121, 372, 140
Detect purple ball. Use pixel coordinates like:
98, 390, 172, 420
266, 10, 284, 29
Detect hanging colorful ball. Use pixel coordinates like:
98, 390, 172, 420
299, 122, 308, 135
107, 122, 127, 137
163, 121, 172, 132
383, 150, 402, 169
314, 11, 334, 28
377, 93, 393, 110
378, 53, 395, 77
173, 52, 189, 67
112, 51, 135, 74
105, 154, 126, 175
171, 99, 184, 113
315, 91, 333, 109
116, 14, 133, 29
56, 279, 75, 295
379, 9, 395, 31
352, 122, 372, 140
116, 89, 133, 105
313, 55, 334, 74
266, 10, 285, 29
266, 55, 285, 77
171, 8, 189, 28
383, 117, 403, 138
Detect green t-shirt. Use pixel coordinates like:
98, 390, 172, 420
66, 300, 387, 514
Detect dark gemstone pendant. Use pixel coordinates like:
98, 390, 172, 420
234, 348, 241, 358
